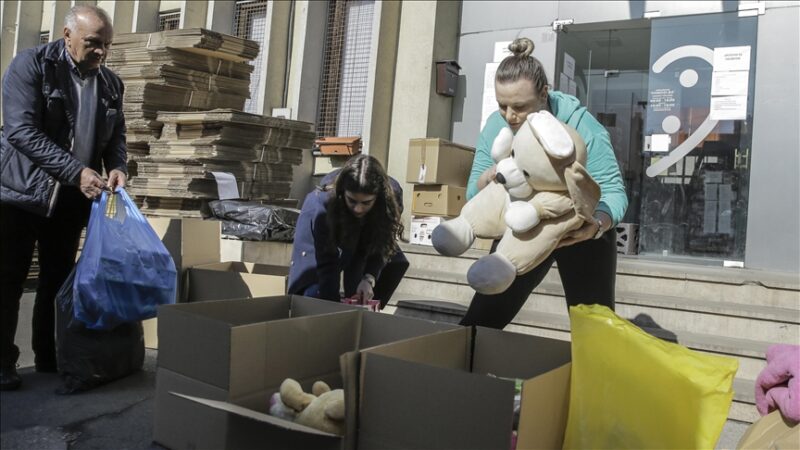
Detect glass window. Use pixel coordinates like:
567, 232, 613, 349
234, 0, 269, 114
641, 12, 757, 261
555, 12, 758, 263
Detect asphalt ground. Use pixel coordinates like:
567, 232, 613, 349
1, 292, 161, 450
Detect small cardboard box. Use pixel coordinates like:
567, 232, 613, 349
406, 138, 475, 186
356, 326, 572, 449
316, 136, 362, 155
409, 216, 447, 246
186, 261, 289, 302
411, 185, 466, 217
154, 296, 458, 450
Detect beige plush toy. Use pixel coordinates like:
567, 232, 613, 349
278, 378, 345, 435
431, 110, 601, 295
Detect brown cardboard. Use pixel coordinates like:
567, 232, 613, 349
316, 136, 362, 155
736, 410, 800, 449
472, 238, 494, 251
148, 217, 221, 302
411, 184, 466, 217
142, 318, 158, 349
313, 155, 350, 176
186, 261, 289, 302
154, 297, 458, 449
406, 138, 475, 186
517, 363, 571, 450
357, 326, 572, 449
154, 368, 342, 450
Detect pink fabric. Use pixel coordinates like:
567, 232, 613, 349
755, 344, 800, 422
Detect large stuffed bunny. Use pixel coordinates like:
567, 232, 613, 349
431, 110, 601, 295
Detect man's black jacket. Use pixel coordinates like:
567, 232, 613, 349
0, 38, 127, 216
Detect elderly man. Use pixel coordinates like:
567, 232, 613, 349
0, 5, 127, 390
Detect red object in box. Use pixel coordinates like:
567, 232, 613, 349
341, 297, 381, 312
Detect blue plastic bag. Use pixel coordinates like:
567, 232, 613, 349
73, 189, 177, 330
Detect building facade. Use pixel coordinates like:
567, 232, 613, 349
1, 0, 797, 274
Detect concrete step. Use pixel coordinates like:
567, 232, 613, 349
399, 243, 800, 310
391, 297, 761, 423
391, 293, 770, 380
397, 267, 799, 345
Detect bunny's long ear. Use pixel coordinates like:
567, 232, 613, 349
564, 162, 601, 222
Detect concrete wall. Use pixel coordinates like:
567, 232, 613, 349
361, 0, 401, 166
745, 4, 800, 273
387, 0, 460, 236
286, 0, 327, 201
454, 0, 800, 273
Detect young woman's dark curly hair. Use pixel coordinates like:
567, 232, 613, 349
323, 154, 403, 263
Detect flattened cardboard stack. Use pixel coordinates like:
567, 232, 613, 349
128, 109, 315, 217
106, 28, 314, 217
106, 28, 258, 157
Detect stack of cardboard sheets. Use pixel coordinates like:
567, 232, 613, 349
105, 28, 257, 157
127, 109, 315, 217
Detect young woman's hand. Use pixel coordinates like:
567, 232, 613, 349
354, 274, 376, 303
556, 212, 612, 248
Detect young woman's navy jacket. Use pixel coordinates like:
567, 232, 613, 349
286, 170, 405, 301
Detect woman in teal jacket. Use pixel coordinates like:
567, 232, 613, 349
460, 37, 628, 329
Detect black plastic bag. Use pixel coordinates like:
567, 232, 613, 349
207, 200, 300, 241
55, 268, 145, 394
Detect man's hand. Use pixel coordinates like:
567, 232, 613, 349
354, 275, 376, 303
79, 167, 107, 199
477, 165, 497, 191
107, 169, 127, 192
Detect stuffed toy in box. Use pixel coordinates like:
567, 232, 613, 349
269, 378, 345, 435
432, 111, 600, 294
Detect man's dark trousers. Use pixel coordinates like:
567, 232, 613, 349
1, 187, 91, 369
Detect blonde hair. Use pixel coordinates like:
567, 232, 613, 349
495, 37, 549, 95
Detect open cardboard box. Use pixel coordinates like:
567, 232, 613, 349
186, 261, 289, 302
355, 326, 572, 450
143, 217, 222, 348
154, 296, 458, 450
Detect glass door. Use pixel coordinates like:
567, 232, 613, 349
556, 14, 757, 264
555, 21, 652, 231
641, 12, 757, 262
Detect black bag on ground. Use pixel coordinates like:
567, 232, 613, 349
55, 268, 145, 394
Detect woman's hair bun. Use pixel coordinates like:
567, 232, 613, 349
508, 37, 535, 58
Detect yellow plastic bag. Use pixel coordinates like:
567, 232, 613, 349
563, 304, 739, 450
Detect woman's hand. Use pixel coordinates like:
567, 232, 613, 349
477, 165, 497, 191
556, 211, 612, 249
354, 274, 376, 303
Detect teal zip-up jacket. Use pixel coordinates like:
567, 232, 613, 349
467, 90, 628, 225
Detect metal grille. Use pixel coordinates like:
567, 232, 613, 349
317, 0, 374, 139
39, 32, 50, 45
234, 0, 269, 113
158, 11, 180, 31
